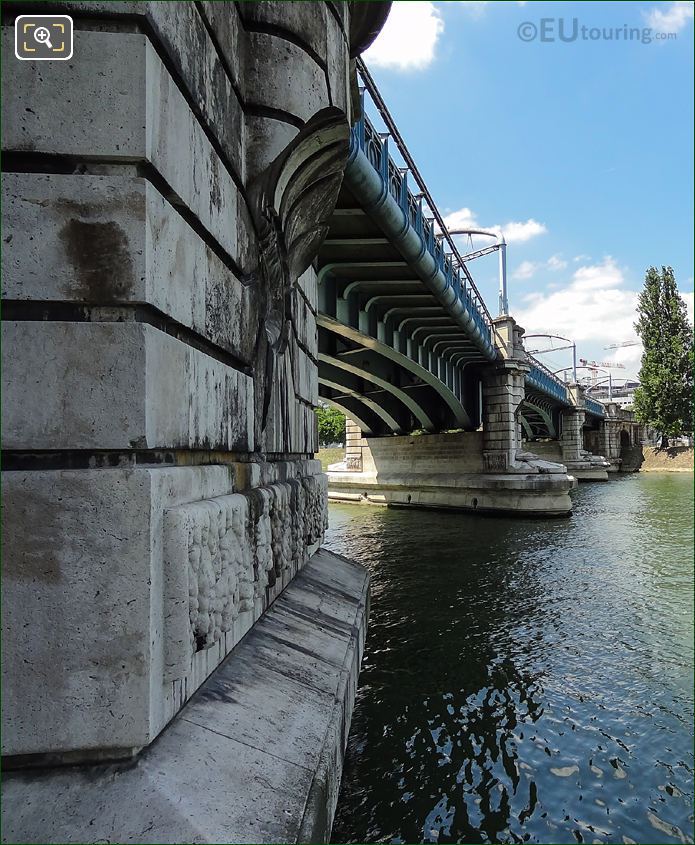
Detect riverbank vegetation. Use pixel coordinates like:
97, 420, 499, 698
634, 266, 693, 447
315, 403, 346, 447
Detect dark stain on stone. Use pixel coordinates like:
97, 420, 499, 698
59, 218, 135, 302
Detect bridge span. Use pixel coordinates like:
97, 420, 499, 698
320, 63, 617, 512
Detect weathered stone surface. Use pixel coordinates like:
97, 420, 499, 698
2, 30, 245, 265
292, 285, 319, 357
2, 322, 254, 451
2, 469, 153, 756
1, 28, 146, 155
197, 1, 243, 91
144, 0, 245, 179
2, 465, 231, 756
1, 173, 257, 361
244, 32, 330, 123
291, 335, 319, 405
3, 1, 246, 179
2, 465, 329, 758
1, 550, 369, 844
237, 1, 329, 62
244, 114, 300, 182
298, 265, 319, 312
326, 8, 351, 112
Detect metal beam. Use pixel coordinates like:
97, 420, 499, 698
319, 351, 435, 431
319, 377, 403, 433
318, 314, 472, 429
521, 399, 556, 437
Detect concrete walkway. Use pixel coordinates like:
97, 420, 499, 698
1, 550, 369, 844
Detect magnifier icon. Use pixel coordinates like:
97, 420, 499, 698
34, 26, 53, 49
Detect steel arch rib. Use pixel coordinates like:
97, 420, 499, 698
319, 377, 403, 433
319, 352, 436, 431
318, 313, 471, 428
520, 398, 556, 437
518, 413, 534, 439
322, 398, 374, 436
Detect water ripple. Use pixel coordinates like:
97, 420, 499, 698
329, 474, 694, 844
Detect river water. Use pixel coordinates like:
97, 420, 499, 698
328, 473, 694, 845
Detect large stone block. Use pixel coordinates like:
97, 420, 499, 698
298, 266, 319, 312
291, 285, 319, 358
1, 465, 230, 757
4, 1, 245, 179
1, 173, 257, 362
2, 321, 254, 451
244, 32, 330, 123
237, 1, 329, 62
2, 464, 328, 759
2, 29, 247, 266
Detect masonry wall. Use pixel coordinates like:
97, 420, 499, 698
363, 431, 486, 476
1, 0, 358, 761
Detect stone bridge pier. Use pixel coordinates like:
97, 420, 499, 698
585, 403, 645, 472
1, 2, 391, 842
481, 316, 529, 473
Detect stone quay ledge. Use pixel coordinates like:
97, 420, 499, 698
1, 550, 369, 845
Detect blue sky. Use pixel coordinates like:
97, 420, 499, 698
363, 0, 694, 381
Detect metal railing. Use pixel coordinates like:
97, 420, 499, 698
355, 60, 493, 342
525, 354, 571, 405
584, 397, 606, 417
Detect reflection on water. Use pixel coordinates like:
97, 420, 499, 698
328, 473, 694, 844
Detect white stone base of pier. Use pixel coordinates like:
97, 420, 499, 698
327, 432, 577, 517
1, 550, 368, 845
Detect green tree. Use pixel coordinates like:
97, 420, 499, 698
633, 266, 693, 447
315, 403, 345, 446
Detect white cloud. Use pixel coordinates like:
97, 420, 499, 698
610, 343, 643, 370
513, 260, 538, 280
460, 1, 489, 18
442, 207, 548, 244
501, 219, 548, 243
515, 257, 639, 347
644, 1, 694, 32
512, 254, 567, 280
546, 254, 568, 271
363, 2, 444, 71
442, 207, 478, 230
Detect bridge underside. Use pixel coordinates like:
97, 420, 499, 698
519, 391, 561, 439
317, 187, 492, 435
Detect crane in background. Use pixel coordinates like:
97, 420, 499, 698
577, 359, 626, 396
579, 358, 626, 371
604, 341, 640, 350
